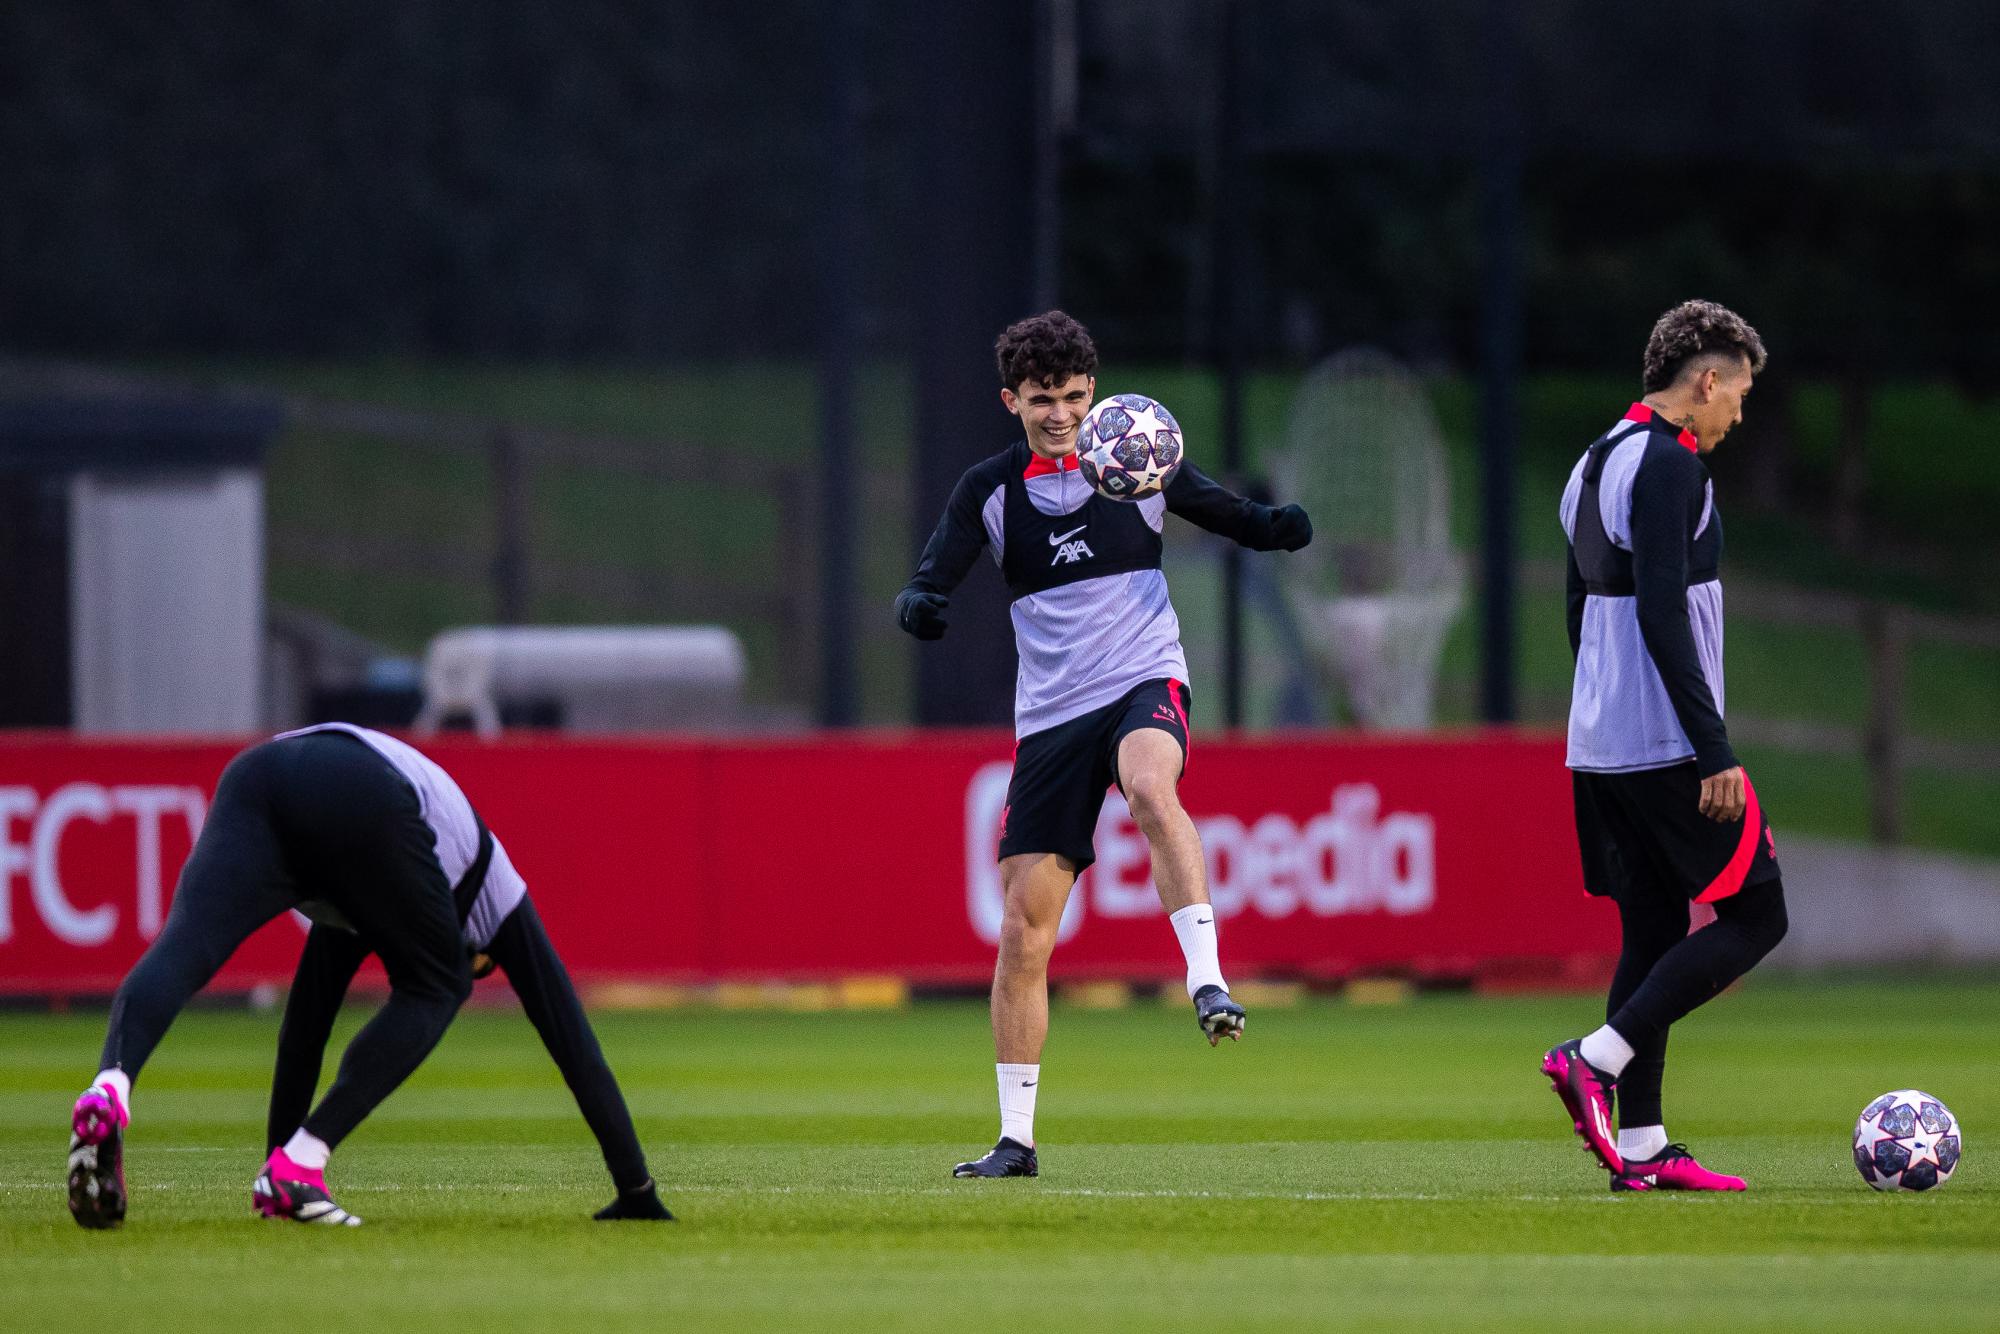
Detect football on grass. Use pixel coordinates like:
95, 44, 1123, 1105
1853, 1089, 1961, 1191
1078, 393, 1184, 501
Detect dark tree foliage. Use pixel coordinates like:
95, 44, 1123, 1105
2, 0, 1995, 386
0, 1, 829, 358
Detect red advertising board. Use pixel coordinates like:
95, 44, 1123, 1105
0, 730, 1614, 994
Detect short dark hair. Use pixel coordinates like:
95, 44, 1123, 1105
1642, 300, 1767, 393
995, 310, 1098, 390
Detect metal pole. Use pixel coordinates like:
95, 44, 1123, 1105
909, 0, 1030, 725
1862, 603, 1905, 845
817, 1, 864, 727
1031, 0, 1077, 311
1478, 0, 1523, 724
491, 427, 529, 625
1213, 0, 1247, 729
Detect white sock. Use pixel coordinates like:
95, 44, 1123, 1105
1619, 1125, 1669, 1161
92, 1068, 132, 1116
1579, 1025, 1635, 1078
996, 1064, 1039, 1147
283, 1128, 332, 1170
1169, 904, 1227, 1000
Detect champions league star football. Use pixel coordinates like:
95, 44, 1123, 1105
5, 8, 1999, 1334
1854, 1091, 1963, 1193
1077, 393, 1186, 500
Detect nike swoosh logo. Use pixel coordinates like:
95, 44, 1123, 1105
1048, 525, 1088, 546
1196, 918, 1212, 925
1021, 1081, 1037, 1088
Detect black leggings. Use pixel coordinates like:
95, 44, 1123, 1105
100, 744, 302, 1076
1605, 879, 1788, 1127
100, 731, 472, 1148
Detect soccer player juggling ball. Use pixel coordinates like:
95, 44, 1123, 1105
1542, 301, 1789, 1192
896, 311, 1313, 1179
67, 723, 671, 1227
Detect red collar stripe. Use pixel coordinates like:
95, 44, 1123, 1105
1624, 403, 1698, 453
1024, 453, 1081, 478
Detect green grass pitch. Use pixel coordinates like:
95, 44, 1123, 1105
4, 980, 1996, 1332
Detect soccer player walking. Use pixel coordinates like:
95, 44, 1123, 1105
895, 311, 1312, 1178
1542, 301, 1789, 1191
66, 723, 671, 1227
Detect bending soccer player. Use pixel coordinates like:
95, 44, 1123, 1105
66, 723, 671, 1227
895, 311, 1312, 1179
1543, 300, 1789, 1192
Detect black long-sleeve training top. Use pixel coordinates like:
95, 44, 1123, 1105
1560, 403, 1736, 777
901, 440, 1294, 737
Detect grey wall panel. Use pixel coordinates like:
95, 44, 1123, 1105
69, 470, 263, 734
1763, 836, 2000, 969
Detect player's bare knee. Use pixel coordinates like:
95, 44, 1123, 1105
997, 909, 1058, 973
996, 882, 1063, 971
1123, 772, 1182, 834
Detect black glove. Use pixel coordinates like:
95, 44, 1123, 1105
895, 588, 950, 640
1270, 503, 1313, 552
594, 1179, 675, 1221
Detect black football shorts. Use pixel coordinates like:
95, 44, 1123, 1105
996, 677, 1192, 873
1572, 760, 1780, 904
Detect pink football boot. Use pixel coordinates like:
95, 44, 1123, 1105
253, 1148, 362, 1226
1541, 1039, 1623, 1175
67, 1083, 131, 1229
1613, 1145, 1747, 1192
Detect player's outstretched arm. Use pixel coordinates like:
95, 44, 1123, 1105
267, 925, 370, 1153
895, 469, 995, 640
1629, 446, 1738, 787
484, 897, 670, 1219
1164, 462, 1312, 551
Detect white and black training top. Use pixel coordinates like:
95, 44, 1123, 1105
274, 722, 529, 948
1559, 404, 1736, 777
903, 440, 1296, 738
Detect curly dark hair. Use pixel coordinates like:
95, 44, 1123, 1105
1642, 300, 1767, 392
995, 310, 1098, 390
